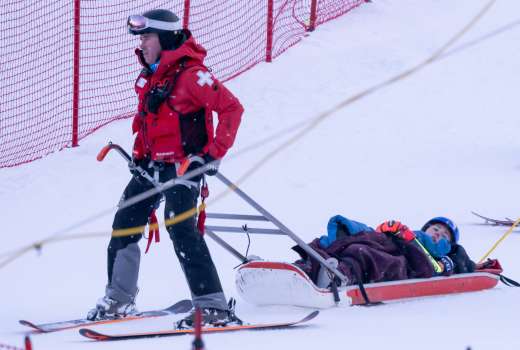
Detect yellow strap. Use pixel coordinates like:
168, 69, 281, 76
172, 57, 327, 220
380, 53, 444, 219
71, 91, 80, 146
414, 238, 443, 273
478, 217, 520, 263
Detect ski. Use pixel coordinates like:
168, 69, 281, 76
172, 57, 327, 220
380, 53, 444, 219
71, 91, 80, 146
19, 299, 192, 333
471, 211, 518, 227
79, 310, 319, 341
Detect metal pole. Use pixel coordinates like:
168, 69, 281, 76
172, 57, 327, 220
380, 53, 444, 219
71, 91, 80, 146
72, 0, 81, 147
309, 0, 318, 31
215, 172, 348, 283
205, 229, 247, 263
183, 0, 190, 29
266, 0, 274, 62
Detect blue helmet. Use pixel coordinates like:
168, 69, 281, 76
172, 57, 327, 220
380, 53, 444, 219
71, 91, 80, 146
421, 217, 459, 243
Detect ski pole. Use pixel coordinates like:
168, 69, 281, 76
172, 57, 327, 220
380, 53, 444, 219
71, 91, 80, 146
478, 217, 520, 263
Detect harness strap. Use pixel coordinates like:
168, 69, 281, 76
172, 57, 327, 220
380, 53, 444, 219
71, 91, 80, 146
356, 280, 382, 306
197, 176, 209, 235
499, 274, 520, 287
145, 209, 160, 254
329, 276, 341, 304
351, 268, 383, 306
164, 59, 192, 114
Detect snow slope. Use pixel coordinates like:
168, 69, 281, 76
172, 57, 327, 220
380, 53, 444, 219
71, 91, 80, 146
1, 0, 519, 349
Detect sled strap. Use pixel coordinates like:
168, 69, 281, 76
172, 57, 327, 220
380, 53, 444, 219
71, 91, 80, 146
357, 281, 372, 305
413, 238, 443, 273
357, 281, 383, 306
353, 269, 383, 306
330, 277, 341, 304
145, 209, 160, 254
197, 176, 209, 236
499, 274, 520, 287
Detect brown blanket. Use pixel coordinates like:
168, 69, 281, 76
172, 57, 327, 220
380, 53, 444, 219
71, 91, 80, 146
293, 232, 435, 285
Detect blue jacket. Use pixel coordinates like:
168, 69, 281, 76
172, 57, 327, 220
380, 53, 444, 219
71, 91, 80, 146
320, 215, 452, 258
319, 215, 374, 248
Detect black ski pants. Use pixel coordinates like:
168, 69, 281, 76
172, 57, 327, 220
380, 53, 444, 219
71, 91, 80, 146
105, 162, 227, 310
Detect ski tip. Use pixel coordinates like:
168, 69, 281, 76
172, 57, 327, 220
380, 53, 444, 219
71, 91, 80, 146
19, 320, 34, 327
19, 320, 44, 333
79, 328, 110, 341
302, 310, 320, 323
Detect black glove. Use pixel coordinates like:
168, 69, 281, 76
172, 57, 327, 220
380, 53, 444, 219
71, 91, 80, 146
202, 154, 221, 176
128, 158, 141, 178
448, 244, 476, 273
128, 158, 149, 183
439, 256, 455, 275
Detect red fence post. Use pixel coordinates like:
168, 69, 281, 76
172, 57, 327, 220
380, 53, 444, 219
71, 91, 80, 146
183, 0, 190, 29
24, 336, 33, 350
72, 0, 81, 147
309, 0, 318, 31
266, 0, 274, 62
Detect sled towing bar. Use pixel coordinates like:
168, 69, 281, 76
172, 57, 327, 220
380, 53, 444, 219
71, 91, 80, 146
213, 173, 349, 284
97, 142, 349, 284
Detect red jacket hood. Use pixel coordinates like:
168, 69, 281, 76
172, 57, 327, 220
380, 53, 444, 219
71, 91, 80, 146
135, 36, 207, 75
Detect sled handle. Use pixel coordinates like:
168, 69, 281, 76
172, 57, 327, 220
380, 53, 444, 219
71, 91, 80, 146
96, 144, 112, 162
97, 142, 132, 163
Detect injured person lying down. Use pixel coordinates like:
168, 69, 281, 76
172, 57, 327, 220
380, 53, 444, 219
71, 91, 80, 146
292, 215, 479, 288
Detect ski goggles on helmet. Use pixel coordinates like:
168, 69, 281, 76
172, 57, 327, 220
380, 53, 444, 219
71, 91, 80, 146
127, 15, 182, 35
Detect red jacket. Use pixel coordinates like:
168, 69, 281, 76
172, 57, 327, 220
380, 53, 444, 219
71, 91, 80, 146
131, 36, 243, 162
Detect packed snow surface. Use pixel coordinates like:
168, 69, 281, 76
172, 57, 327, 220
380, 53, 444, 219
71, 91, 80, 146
1, 1, 519, 349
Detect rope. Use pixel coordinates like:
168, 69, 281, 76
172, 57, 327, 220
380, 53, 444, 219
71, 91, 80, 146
232, 0, 497, 191
0, 0, 498, 271
0, 232, 105, 269
0, 342, 24, 350
478, 217, 520, 263
440, 18, 520, 60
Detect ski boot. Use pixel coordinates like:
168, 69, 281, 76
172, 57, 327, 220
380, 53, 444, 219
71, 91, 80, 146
86, 296, 138, 320
176, 298, 242, 329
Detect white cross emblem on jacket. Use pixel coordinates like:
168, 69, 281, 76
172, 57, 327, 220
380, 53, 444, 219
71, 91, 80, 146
196, 70, 214, 87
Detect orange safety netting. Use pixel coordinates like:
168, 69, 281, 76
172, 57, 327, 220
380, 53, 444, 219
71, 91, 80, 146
1, 0, 365, 168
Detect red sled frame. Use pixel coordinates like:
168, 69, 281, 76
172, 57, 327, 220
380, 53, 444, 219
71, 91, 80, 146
234, 261, 501, 308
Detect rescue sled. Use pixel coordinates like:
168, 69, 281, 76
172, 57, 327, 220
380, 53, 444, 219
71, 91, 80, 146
99, 144, 518, 309
235, 260, 503, 308
197, 172, 507, 307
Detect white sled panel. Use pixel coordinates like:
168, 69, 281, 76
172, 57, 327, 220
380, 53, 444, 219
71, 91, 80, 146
235, 261, 352, 308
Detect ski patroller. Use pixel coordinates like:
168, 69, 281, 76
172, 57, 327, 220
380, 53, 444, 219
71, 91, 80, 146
19, 299, 192, 333
79, 310, 319, 341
